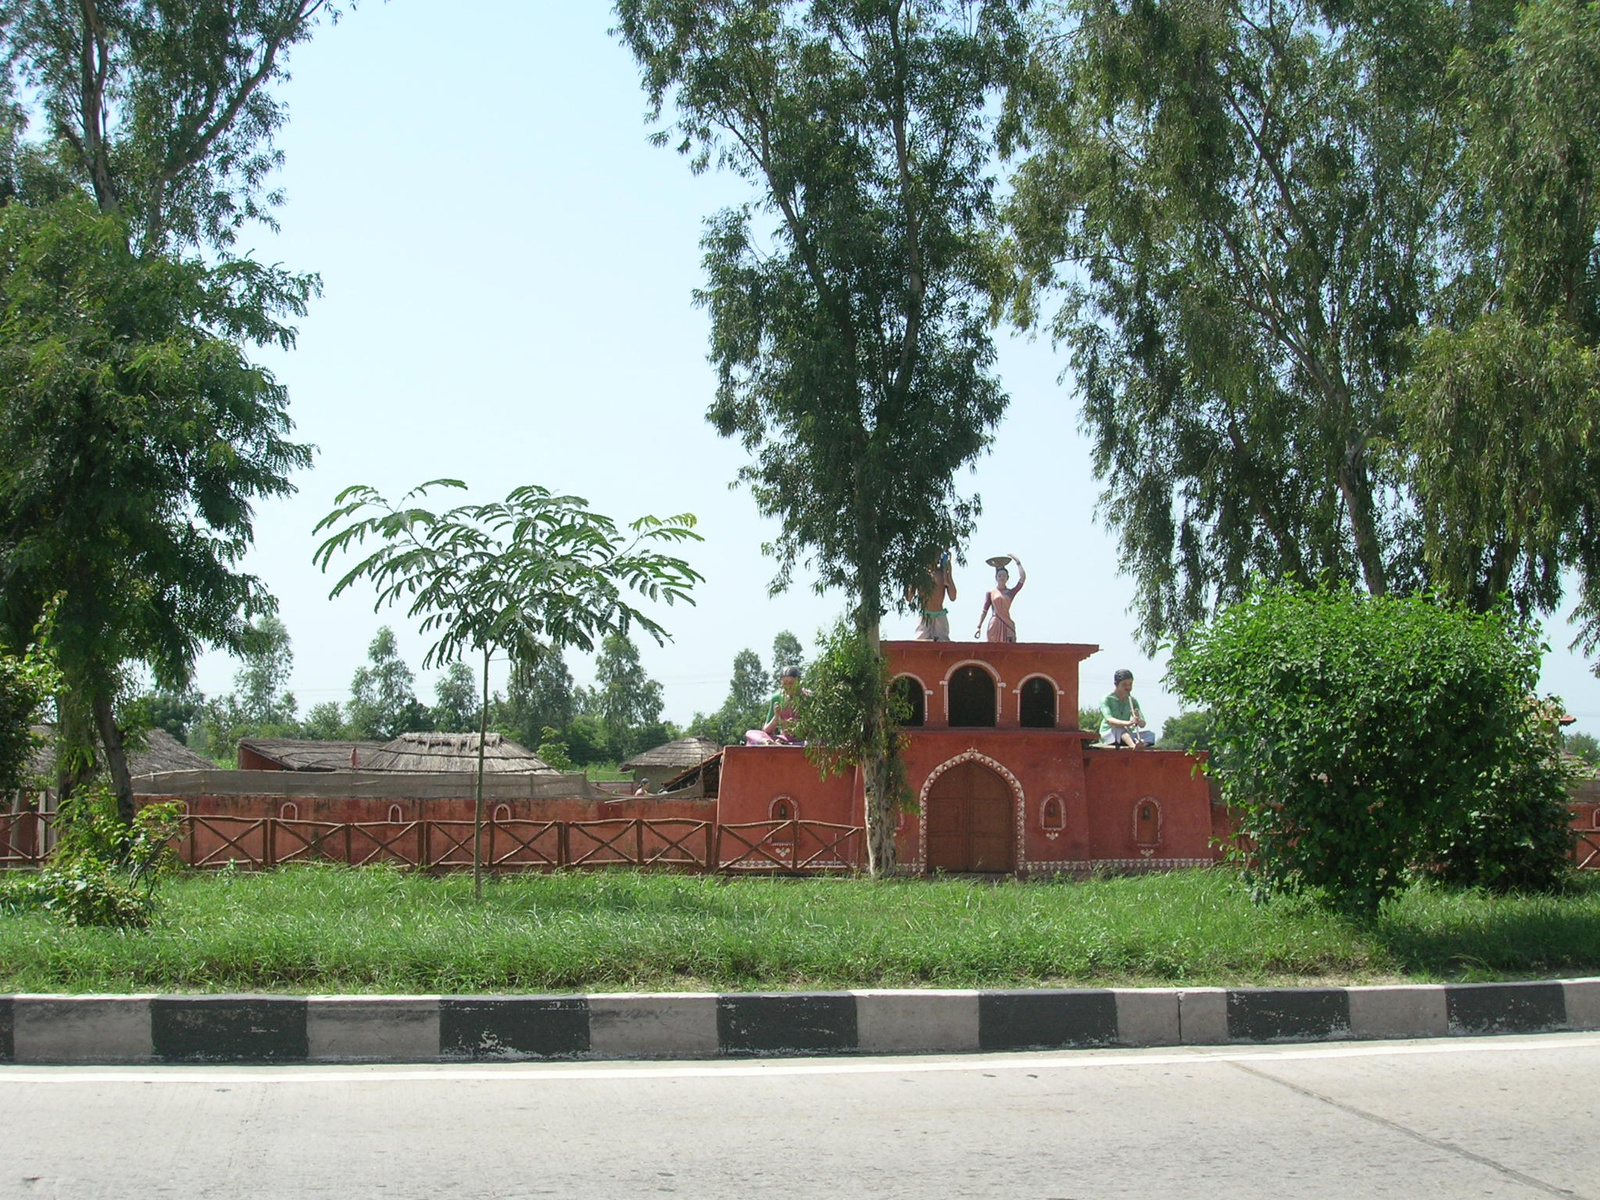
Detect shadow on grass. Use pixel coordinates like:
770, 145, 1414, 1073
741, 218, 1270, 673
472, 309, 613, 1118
1368, 875, 1600, 981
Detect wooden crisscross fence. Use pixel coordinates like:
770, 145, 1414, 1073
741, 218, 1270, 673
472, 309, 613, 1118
0, 812, 863, 874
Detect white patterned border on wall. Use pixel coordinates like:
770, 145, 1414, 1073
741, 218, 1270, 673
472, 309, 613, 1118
1022, 857, 1214, 874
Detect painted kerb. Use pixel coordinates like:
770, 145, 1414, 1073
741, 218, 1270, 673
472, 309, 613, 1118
1, 980, 1597, 1064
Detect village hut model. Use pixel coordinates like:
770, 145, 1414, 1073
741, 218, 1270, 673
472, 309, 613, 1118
49, 634, 1232, 876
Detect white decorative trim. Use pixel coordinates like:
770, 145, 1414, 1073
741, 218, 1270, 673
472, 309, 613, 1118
1022, 857, 1214, 874
918, 750, 1026, 871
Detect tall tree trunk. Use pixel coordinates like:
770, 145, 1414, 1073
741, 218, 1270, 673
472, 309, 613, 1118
92, 688, 135, 829
858, 612, 897, 878
472, 646, 489, 901
1340, 434, 1388, 597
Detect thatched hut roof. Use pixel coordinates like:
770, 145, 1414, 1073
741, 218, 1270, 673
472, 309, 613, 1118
358, 732, 557, 774
27, 726, 215, 781
237, 738, 387, 771
621, 735, 723, 772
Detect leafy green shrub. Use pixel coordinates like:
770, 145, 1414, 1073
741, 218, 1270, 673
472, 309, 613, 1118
0, 643, 56, 791
41, 865, 155, 928
0, 871, 46, 912
1170, 586, 1572, 913
44, 787, 184, 927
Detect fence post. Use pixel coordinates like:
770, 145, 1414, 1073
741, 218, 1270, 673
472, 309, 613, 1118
634, 818, 644, 867
264, 817, 275, 870
557, 821, 568, 869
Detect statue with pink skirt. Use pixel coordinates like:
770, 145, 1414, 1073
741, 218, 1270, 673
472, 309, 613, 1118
975, 553, 1025, 642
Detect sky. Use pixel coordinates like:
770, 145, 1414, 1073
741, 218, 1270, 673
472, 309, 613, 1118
185, 0, 1600, 734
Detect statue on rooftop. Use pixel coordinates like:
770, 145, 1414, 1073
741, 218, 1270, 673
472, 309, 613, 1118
975, 553, 1025, 642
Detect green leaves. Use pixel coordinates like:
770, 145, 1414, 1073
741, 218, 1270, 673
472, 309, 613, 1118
313, 479, 704, 672
1171, 585, 1573, 913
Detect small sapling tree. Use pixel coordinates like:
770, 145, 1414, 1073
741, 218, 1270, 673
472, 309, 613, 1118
314, 480, 702, 898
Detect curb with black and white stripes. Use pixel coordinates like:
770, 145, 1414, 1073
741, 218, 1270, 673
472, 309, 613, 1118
3, 980, 1597, 1064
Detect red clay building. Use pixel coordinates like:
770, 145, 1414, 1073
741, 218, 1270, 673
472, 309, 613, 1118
716, 640, 1220, 876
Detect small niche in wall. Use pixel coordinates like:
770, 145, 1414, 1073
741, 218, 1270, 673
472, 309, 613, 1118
1134, 797, 1162, 847
770, 796, 796, 822
387, 804, 404, 824
279, 802, 298, 821
1040, 793, 1065, 831
493, 804, 512, 822
1019, 677, 1057, 728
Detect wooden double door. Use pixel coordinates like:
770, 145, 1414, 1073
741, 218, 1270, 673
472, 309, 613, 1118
925, 760, 1015, 873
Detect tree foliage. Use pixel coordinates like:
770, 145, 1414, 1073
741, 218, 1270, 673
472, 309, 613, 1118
794, 617, 909, 802
0, 0, 351, 252
615, 0, 1021, 873
432, 661, 480, 733
1001, 0, 1599, 653
1393, 0, 1600, 637
345, 626, 424, 741
492, 648, 575, 750
1170, 586, 1573, 913
314, 479, 702, 894
0, 197, 312, 819
0, 640, 53, 790
592, 631, 666, 758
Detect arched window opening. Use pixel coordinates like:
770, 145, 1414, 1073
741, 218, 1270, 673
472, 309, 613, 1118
948, 666, 997, 727
1040, 794, 1064, 830
893, 676, 925, 727
770, 796, 795, 822
387, 804, 404, 824
493, 804, 512, 823
1020, 678, 1057, 728
278, 802, 298, 821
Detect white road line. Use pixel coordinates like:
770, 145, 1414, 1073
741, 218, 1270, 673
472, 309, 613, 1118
2, 1032, 1597, 1085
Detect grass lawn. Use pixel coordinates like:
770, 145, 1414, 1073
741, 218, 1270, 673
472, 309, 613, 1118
2, 866, 1598, 995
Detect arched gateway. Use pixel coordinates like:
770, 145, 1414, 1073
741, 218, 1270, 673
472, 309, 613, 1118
924, 758, 1016, 873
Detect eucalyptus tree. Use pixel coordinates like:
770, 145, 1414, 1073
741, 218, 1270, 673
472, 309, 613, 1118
615, 0, 1022, 874
1000, 0, 1503, 648
1394, 0, 1600, 643
314, 480, 702, 897
0, 0, 351, 252
0, 1, 345, 820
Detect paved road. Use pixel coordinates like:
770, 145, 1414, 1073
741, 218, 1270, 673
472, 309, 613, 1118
5, 1034, 1598, 1199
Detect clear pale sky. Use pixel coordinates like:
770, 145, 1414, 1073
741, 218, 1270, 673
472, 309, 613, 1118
186, 0, 1600, 733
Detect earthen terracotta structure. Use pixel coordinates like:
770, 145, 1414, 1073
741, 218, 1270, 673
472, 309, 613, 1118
715, 640, 1222, 876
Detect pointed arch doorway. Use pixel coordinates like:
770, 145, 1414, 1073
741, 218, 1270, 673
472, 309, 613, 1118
925, 759, 1015, 873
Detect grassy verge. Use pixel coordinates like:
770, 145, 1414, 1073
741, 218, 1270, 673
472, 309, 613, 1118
2, 866, 1598, 994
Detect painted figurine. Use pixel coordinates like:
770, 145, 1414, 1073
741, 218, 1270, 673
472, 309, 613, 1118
975, 553, 1025, 642
909, 550, 958, 641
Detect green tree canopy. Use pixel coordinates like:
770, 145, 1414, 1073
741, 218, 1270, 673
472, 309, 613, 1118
0, 0, 351, 252
616, 0, 1022, 873
492, 648, 575, 750
593, 631, 665, 759
0, 197, 312, 819
432, 661, 480, 733
1001, 0, 1600, 655
344, 626, 424, 741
